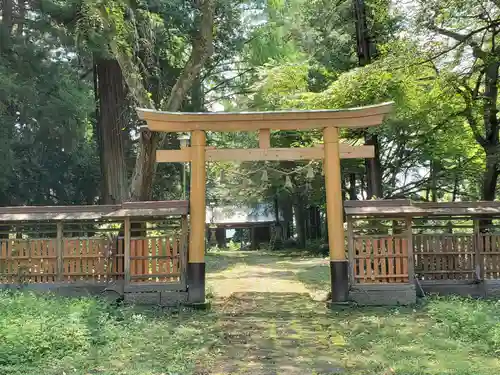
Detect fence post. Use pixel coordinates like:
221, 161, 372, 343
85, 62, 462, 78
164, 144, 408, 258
474, 219, 483, 280
347, 218, 355, 285
124, 217, 131, 284
406, 217, 414, 283
56, 222, 63, 281
180, 215, 189, 289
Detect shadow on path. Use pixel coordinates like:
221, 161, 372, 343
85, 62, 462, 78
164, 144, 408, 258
204, 292, 346, 375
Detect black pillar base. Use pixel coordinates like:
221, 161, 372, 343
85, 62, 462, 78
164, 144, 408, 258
330, 260, 349, 304
187, 262, 206, 304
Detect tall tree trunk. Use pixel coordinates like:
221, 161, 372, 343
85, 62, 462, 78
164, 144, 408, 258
483, 150, 498, 201
129, 0, 214, 201
364, 134, 383, 198
348, 173, 357, 200
16, 0, 24, 36
430, 159, 438, 202
293, 191, 307, 249
280, 193, 294, 239
95, 58, 128, 204
0, 0, 13, 49
353, 0, 383, 199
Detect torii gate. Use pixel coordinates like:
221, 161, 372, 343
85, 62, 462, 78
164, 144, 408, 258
137, 102, 393, 306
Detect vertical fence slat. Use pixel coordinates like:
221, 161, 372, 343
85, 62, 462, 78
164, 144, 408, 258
402, 238, 409, 282
1, 240, 6, 280
395, 238, 402, 282
406, 218, 414, 283
130, 239, 136, 281
365, 239, 372, 283
143, 239, 149, 281
355, 238, 362, 282
372, 238, 379, 283
388, 236, 394, 282
173, 235, 179, 281
166, 237, 172, 281
380, 238, 387, 283
347, 219, 354, 285
117, 238, 123, 280
152, 238, 158, 283
124, 218, 131, 284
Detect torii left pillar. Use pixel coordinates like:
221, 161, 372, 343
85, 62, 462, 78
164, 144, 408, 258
324, 126, 349, 303
187, 130, 207, 305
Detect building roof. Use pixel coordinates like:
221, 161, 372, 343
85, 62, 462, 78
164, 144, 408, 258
0, 201, 188, 222
344, 200, 500, 217
206, 204, 282, 225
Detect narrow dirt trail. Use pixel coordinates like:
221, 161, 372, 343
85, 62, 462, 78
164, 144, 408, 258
200, 251, 343, 375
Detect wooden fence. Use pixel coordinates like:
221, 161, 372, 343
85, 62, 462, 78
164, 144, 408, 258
352, 235, 409, 283
351, 232, 500, 284
0, 219, 187, 291
413, 234, 476, 280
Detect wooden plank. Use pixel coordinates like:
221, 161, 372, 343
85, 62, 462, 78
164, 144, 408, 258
406, 218, 414, 283
259, 129, 271, 148
347, 219, 355, 285
166, 237, 172, 279
450, 235, 456, 279
130, 238, 136, 281
355, 274, 408, 279
117, 238, 123, 280
402, 238, 409, 282
138, 103, 393, 132
395, 237, 402, 282
151, 238, 158, 282
365, 239, 373, 282
138, 102, 393, 123
180, 215, 188, 288
136, 239, 143, 282
124, 282, 184, 293
495, 235, 499, 279
372, 238, 379, 283
48, 240, 55, 283
380, 238, 387, 283
56, 223, 63, 281
156, 144, 375, 163
81, 239, 88, 281
124, 218, 131, 283
0, 240, 6, 279
355, 239, 362, 283
143, 239, 150, 281
130, 272, 181, 279
387, 236, 394, 282
172, 236, 179, 280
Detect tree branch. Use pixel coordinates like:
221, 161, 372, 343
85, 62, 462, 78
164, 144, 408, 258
429, 24, 496, 59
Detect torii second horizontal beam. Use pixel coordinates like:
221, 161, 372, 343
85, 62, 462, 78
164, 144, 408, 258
156, 144, 374, 163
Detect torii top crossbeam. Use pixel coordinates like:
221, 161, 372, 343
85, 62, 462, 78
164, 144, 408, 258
137, 102, 393, 132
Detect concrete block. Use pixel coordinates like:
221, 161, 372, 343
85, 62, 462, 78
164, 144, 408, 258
420, 280, 485, 298
484, 279, 500, 298
124, 292, 160, 305
160, 291, 188, 306
349, 283, 416, 306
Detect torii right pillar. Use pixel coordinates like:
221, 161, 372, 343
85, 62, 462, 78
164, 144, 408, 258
323, 126, 349, 304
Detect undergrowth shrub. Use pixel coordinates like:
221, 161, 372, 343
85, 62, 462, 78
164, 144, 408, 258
0, 291, 121, 367
427, 296, 500, 353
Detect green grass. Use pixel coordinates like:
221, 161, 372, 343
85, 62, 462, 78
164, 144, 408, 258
2, 251, 500, 374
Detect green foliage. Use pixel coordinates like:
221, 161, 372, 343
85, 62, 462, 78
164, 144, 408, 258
427, 296, 500, 354
0, 291, 216, 375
